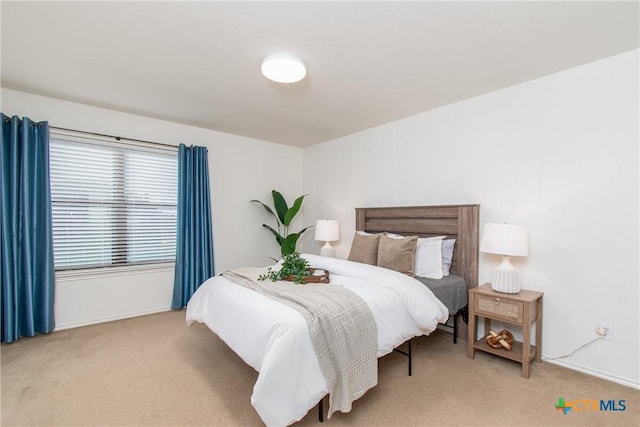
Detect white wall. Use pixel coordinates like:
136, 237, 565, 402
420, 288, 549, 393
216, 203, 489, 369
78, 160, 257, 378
302, 50, 639, 387
3, 50, 637, 387
1, 88, 304, 329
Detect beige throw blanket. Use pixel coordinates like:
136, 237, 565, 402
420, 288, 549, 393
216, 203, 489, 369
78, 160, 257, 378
220, 267, 378, 419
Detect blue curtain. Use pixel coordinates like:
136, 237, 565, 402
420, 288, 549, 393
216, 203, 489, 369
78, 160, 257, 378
1, 114, 55, 343
172, 144, 214, 309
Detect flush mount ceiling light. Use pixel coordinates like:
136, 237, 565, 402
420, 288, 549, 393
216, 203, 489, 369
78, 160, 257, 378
261, 55, 306, 83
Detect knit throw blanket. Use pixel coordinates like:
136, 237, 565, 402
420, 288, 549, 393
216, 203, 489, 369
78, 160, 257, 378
220, 267, 378, 419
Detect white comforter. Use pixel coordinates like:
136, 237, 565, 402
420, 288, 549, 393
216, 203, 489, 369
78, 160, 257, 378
186, 254, 448, 426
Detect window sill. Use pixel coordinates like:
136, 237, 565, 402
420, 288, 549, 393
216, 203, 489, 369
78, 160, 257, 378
55, 262, 175, 281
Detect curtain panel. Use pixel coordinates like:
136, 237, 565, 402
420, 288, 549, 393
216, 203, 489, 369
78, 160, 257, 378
172, 144, 214, 309
1, 114, 55, 343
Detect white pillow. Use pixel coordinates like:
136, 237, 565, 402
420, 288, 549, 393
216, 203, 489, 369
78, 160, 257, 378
415, 236, 445, 279
384, 232, 406, 239
385, 233, 447, 279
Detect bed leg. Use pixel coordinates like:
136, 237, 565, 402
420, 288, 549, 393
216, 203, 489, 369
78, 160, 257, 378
453, 314, 458, 344
408, 338, 412, 376
392, 338, 413, 376
318, 397, 324, 422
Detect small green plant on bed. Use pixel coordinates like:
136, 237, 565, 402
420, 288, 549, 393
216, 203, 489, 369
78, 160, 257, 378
258, 252, 311, 285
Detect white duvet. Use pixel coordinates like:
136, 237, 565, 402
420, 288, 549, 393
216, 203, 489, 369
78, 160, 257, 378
186, 254, 448, 426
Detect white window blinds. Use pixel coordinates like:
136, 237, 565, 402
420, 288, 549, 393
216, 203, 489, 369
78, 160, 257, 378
49, 133, 178, 271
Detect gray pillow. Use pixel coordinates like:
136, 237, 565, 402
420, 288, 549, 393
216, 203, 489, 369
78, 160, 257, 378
442, 239, 456, 276
377, 234, 418, 276
348, 232, 380, 265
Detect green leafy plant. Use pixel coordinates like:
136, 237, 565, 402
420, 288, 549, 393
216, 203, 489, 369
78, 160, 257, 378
251, 190, 312, 257
258, 252, 311, 284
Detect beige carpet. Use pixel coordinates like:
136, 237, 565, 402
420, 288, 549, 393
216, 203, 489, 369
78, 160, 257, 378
1, 310, 638, 426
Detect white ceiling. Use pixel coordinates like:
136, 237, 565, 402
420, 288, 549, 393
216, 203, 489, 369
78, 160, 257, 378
2, 1, 638, 147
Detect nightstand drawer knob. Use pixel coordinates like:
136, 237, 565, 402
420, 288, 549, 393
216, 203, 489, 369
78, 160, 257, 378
495, 298, 500, 304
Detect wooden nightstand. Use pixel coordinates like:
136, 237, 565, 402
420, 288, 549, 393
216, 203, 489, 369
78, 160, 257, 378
467, 284, 543, 378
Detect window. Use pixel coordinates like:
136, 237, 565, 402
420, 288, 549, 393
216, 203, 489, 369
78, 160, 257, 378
49, 131, 178, 271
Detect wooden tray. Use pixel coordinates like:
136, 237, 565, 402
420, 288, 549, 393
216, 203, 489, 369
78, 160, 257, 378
286, 268, 330, 284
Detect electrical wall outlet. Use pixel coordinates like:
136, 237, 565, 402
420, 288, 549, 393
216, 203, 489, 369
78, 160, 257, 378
596, 321, 614, 341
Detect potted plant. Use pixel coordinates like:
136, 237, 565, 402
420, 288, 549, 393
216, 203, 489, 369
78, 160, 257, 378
251, 190, 312, 257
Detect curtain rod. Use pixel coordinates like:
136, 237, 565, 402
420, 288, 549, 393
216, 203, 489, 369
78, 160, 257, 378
50, 126, 179, 150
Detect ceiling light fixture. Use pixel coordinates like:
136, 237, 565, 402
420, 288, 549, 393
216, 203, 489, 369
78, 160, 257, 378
261, 55, 306, 83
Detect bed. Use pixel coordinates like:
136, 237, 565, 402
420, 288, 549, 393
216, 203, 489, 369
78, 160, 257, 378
186, 204, 479, 426
355, 204, 479, 342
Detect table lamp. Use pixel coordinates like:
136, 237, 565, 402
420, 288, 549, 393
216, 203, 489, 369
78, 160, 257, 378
480, 222, 528, 293
314, 220, 340, 257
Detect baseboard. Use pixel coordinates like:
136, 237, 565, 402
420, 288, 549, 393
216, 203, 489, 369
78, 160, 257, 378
544, 356, 639, 390
54, 307, 173, 331
436, 324, 454, 333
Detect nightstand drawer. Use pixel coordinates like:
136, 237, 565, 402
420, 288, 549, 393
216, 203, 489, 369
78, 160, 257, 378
475, 295, 523, 323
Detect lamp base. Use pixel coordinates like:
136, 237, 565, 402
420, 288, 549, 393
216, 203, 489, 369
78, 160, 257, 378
320, 242, 336, 258
491, 256, 521, 294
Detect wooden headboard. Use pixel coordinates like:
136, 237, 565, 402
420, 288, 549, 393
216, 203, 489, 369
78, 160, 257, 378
355, 204, 480, 289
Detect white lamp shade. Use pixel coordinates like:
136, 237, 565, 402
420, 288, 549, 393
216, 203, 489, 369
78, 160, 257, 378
314, 220, 340, 242
480, 223, 528, 257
